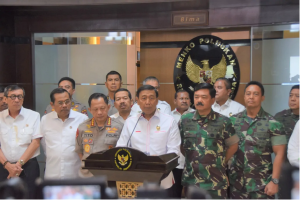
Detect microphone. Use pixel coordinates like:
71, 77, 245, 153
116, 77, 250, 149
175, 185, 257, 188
127, 112, 144, 147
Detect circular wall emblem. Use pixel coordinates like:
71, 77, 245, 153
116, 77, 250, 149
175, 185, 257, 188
114, 148, 132, 171
173, 35, 240, 104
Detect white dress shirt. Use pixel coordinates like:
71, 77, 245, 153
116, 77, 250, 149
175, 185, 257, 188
212, 98, 245, 117
288, 121, 299, 167
110, 110, 137, 124
116, 110, 181, 189
41, 110, 88, 179
171, 107, 195, 169
131, 100, 171, 115
0, 107, 42, 162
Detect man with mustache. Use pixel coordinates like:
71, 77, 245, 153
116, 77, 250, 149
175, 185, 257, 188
0, 85, 42, 198
213, 78, 245, 117
179, 83, 239, 199
41, 88, 88, 179
170, 89, 194, 198
105, 71, 122, 116
274, 85, 299, 143
44, 77, 88, 116
110, 88, 136, 124
75, 93, 123, 177
229, 81, 287, 199
0, 86, 8, 112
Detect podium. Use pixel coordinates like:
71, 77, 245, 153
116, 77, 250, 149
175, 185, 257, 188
82, 147, 179, 198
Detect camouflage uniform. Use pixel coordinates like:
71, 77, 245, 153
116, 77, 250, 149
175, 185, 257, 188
229, 108, 287, 199
44, 98, 88, 116
179, 110, 239, 199
107, 96, 118, 116
274, 109, 299, 142
75, 117, 123, 177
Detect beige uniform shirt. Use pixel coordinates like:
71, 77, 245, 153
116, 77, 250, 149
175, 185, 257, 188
44, 99, 88, 116
107, 96, 118, 116
75, 117, 123, 177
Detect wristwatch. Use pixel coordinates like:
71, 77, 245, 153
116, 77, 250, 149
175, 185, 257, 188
271, 178, 279, 184
18, 159, 24, 166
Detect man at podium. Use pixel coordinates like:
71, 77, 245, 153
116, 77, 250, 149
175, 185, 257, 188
116, 85, 181, 191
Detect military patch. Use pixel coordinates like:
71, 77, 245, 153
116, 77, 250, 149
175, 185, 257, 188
106, 128, 111, 131
88, 139, 93, 144
84, 144, 90, 153
82, 109, 87, 114
84, 138, 88, 143
107, 117, 111, 126
75, 105, 79, 108
108, 131, 116, 134
84, 130, 92, 133
86, 124, 91, 129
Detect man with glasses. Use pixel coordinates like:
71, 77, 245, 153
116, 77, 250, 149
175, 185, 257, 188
44, 77, 88, 116
131, 76, 171, 114
0, 86, 8, 112
41, 88, 88, 179
0, 85, 42, 198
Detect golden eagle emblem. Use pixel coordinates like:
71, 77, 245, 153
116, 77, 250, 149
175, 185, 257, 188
118, 154, 129, 166
186, 55, 227, 84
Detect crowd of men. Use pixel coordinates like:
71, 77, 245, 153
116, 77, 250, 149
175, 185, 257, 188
0, 70, 298, 199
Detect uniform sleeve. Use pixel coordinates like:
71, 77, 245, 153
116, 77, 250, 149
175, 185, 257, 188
32, 113, 42, 140
166, 119, 181, 155
223, 118, 239, 147
75, 128, 83, 154
288, 121, 299, 167
269, 119, 287, 146
116, 120, 131, 147
81, 105, 88, 116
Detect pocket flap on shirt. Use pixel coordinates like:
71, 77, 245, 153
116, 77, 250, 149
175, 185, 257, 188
104, 137, 118, 145
184, 131, 196, 138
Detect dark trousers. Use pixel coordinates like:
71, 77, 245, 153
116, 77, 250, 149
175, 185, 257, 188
0, 157, 40, 199
166, 168, 183, 198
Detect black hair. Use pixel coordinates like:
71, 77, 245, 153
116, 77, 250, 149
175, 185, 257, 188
136, 85, 158, 98
215, 78, 232, 90
290, 84, 299, 93
88, 93, 108, 107
245, 81, 265, 96
114, 88, 132, 101
0, 86, 5, 93
143, 76, 160, 86
106, 71, 122, 81
50, 88, 71, 103
58, 77, 76, 89
194, 83, 216, 98
174, 89, 190, 99
4, 85, 25, 97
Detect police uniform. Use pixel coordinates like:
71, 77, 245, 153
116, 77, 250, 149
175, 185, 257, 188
229, 108, 287, 199
44, 98, 88, 116
274, 109, 299, 142
75, 117, 123, 177
107, 96, 118, 116
131, 100, 171, 114
179, 110, 239, 199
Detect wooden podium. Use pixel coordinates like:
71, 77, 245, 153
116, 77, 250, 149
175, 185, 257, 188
82, 147, 179, 198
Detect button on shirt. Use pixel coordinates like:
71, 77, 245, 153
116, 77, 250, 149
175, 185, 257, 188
0, 107, 42, 162
41, 110, 88, 179
110, 111, 137, 124
212, 99, 245, 117
131, 100, 171, 115
116, 110, 181, 189
171, 107, 195, 169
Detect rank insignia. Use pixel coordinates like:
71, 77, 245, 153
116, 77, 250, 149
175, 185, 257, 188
112, 127, 118, 131
86, 124, 91, 129
156, 126, 160, 131
75, 105, 79, 108
84, 144, 90, 153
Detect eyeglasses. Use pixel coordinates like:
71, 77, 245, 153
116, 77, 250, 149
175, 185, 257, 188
6, 95, 24, 100
57, 99, 71, 107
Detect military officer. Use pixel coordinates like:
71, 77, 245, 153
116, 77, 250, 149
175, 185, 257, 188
212, 78, 245, 117
75, 93, 123, 177
180, 83, 239, 199
105, 71, 122, 116
229, 81, 287, 199
131, 76, 171, 114
44, 77, 87, 116
274, 84, 299, 142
